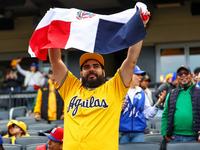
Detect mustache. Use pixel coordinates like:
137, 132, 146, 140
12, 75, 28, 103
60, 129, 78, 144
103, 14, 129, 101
86, 71, 98, 78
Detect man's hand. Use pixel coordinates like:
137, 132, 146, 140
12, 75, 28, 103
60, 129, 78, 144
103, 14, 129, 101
35, 114, 41, 121
122, 98, 128, 110
139, 8, 150, 27
164, 135, 174, 142
157, 90, 167, 105
60, 114, 64, 120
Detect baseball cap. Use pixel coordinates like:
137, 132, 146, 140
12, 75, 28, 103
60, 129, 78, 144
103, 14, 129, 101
79, 53, 104, 68
133, 65, 146, 76
43, 127, 64, 143
30, 62, 38, 68
177, 65, 191, 73
7, 120, 18, 128
142, 74, 151, 82
49, 68, 53, 74
10, 59, 17, 66
16, 121, 27, 132
165, 73, 173, 82
171, 71, 177, 82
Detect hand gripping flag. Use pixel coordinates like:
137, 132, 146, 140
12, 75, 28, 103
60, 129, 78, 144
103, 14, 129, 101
28, 3, 147, 61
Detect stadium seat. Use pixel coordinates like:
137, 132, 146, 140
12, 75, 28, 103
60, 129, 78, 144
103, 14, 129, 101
166, 141, 200, 150
27, 123, 56, 131
144, 134, 163, 145
9, 106, 28, 120
15, 136, 48, 150
3, 144, 22, 150
2, 137, 11, 144
0, 110, 9, 120
119, 142, 160, 150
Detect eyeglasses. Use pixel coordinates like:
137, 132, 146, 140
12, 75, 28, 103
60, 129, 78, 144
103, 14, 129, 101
177, 71, 189, 76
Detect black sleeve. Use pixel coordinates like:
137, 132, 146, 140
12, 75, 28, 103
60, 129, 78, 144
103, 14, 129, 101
155, 83, 168, 99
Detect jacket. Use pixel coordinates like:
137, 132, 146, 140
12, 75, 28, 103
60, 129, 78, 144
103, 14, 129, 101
34, 79, 64, 121
119, 86, 146, 132
166, 85, 200, 140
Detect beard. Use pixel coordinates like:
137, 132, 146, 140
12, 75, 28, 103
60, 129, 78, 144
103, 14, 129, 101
180, 81, 190, 87
82, 71, 105, 88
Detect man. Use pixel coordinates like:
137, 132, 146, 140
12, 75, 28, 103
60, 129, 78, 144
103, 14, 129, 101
161, 65, 200, 144
34, 68, 64, 121
48, 8, 150, 150
140, 74, 153, 106
119, 66, 166, 143
5, 59, 24, 93
36, 127, 63, 150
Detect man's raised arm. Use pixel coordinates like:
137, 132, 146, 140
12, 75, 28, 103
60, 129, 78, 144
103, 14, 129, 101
48, 48, 68, 86
120, 8, 150, 86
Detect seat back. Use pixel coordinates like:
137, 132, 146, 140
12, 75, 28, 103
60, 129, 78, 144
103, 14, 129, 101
3, 144, 22, 150
15, 136, 48, 150
9, 106, 28, 120
144, 134, 163, 145
2, 137, 11, 144
166, 141, 200, 150
119, 142, 160, 150
0, 110, 9, 120
27, 123, 56, 131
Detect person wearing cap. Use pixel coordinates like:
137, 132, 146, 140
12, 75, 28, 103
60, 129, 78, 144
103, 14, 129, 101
161, 65, 200, 145
3, 120, 30, 144
119, 66, 166, 143
140, 74, 153, 106
36, 127, 63, 150
0, 120, 18, 137
5, 59, 24, 93
195, 72, 200, 87
34, 67, 64, 121
16, 59, 45, 110
155, 71, 178, 109
16, 59, 45, 92
48, 7, 150, 150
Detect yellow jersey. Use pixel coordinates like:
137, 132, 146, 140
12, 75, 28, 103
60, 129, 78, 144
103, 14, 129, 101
58, 69, 129, 150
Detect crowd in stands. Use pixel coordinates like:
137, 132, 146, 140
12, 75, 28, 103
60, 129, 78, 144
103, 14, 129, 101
0, 54, 200, 150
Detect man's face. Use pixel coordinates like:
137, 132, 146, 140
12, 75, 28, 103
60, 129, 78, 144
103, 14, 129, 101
140, 80, 150, 89
47, 139, 62, 150
80, 60, 105, 88
176, 69, 193, 87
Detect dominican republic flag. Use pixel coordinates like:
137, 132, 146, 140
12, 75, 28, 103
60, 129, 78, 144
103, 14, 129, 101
28, 4, 147, 61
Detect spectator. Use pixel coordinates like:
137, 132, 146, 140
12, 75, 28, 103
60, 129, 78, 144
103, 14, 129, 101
195, 72, 200, 87
48, 9, 150, 150
5, 59, 24, 93
0, 135, 4, 150
164, 73, 173, 83
36, 127, 63, 150
140, 74, 153, 106
16, 59, 45, 110
0, 120, 18, 137
34, 68, 64, 121
16, 59, 45, 92
155, 71, 178, 109
3, 120, 30, 144
119, 66, 166, 143
161, 65, 200, 148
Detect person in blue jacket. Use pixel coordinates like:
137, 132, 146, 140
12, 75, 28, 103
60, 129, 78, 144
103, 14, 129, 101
119, 65, 166, 143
